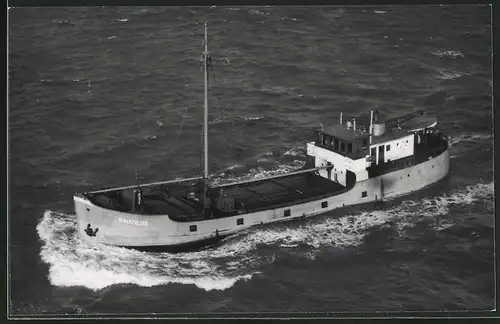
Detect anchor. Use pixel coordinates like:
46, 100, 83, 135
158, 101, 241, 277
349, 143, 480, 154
85, 223, 99, 237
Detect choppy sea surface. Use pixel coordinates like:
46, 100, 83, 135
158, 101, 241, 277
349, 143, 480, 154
9, 5, 494, 316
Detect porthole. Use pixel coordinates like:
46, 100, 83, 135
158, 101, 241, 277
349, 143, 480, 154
321, 201, 328, 208
189, 225, 197, 232
362, 191, 367, 198
237, 218, 244, 225
284, 209, 291, 217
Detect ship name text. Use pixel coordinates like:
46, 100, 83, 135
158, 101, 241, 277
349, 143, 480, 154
118, 218, 148, 226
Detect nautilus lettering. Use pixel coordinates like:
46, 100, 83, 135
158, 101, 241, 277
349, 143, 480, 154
118, 218, 148, 226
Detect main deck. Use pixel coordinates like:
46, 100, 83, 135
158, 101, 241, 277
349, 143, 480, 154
209, 172, 347, 216
84, 171, 347, 222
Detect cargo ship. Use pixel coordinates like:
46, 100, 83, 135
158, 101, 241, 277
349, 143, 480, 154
73, 23, 449, 251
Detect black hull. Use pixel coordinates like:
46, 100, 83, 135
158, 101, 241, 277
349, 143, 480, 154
118, 234, 232, 253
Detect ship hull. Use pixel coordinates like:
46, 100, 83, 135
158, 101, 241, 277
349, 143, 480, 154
74, 149, 449, 250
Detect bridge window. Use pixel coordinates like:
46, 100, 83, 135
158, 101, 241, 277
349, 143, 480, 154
317, 133, 323, 145
386, 144, 391, 151
334, 138, 339, 150
189, 225, 197, 232
237, 218, 244, 225
362, 139, 368, 147
284, 209, 291, 217
340, 141, 346, 152
321, 201, 328, 208
347, 143, 352, 154
323, 134, 330, 146
371, 147, 376, 157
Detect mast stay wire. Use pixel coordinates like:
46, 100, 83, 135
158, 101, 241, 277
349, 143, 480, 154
160, 77, 198, 180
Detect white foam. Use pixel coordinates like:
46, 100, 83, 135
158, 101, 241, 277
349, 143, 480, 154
225, 164, 245, 171
243, 116, 264, 121
434, 222, 455, 232
210, 160, 305, 186
431, 50, 464, 59
248, 9, 270, 16
37, 211, 259, 292
208, 116, 264, 125
436, 68, 467, 80
208, 117, 227, 125
257, 157, 274, 163
392, 181, 493, 233
448, 132, 493, 147
284, 146, 306, 157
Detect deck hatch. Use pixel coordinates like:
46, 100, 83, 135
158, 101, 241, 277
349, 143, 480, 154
321, 201, 328, 208
189, 225, 197, 232
237, 218, 244, 225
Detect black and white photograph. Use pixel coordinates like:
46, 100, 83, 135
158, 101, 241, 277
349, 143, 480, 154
8, 4, 494, 318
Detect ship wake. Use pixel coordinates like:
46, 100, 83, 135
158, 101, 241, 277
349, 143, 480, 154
37, 179, 492, 292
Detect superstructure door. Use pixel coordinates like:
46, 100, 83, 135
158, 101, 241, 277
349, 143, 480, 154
378, 145, 385, 165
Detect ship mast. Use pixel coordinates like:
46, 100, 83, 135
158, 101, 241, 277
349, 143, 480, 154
202, 22, 210, 217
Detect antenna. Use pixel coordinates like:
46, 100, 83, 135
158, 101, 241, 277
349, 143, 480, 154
369, 110, 374, 144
